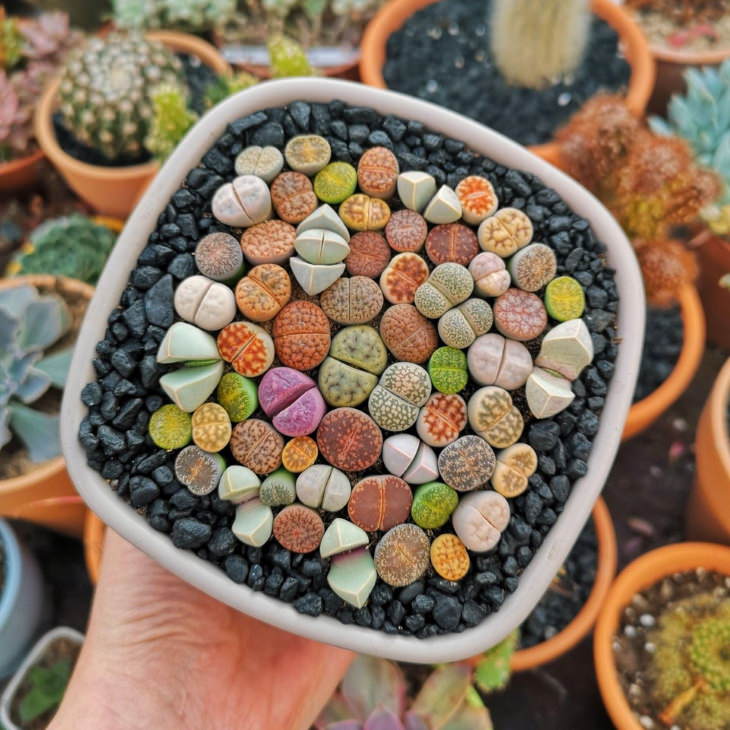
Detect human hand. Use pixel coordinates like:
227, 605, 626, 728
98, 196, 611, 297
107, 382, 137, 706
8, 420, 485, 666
50, 529, 353, 730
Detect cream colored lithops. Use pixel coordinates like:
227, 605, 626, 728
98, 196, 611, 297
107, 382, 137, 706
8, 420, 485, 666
368, 362, 431, 432
423, 185, 462, 224
374, 524, 430, 587
294, 228, 350, 265
468, 385, 524, 448
218, 465, 261, 503
438, 298, 493, 349
469, 251, 511, 297
467, 333, 532, 390
211, 175, 272, 228
191, 402, 231, 452
455, 175, 499, 225
159, 361, 224, 412
526, 367, 575, 418
233, 498, 273, 547
452, 490, 510, 552
491, 443, 537, 498
397, 170, 437, 212
382, 434, 439, 485
478, 207, 533, 257
296, 464, 352, 512
297, 204, 350, 241
284, 135, 331, 175
535, 318, 594, 380
414, 262, 474, 319
174, 275, 236, 331
234, 145, 284, 181
320, 276, 383, 325
508, 243, 557, 292
327, 549, 377, 608
174, 445, 225, 496
156, 322, 220, 364
288, 256, 346, 296
320, 518, 369, 559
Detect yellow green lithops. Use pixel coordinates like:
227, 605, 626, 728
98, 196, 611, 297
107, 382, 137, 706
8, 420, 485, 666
284, 135, 331, 175
191, 402, 231, 452
411, 481, 459, 529
234, 145, 284, 181
327, 549, 377, 608
423, 185, 462, 224
468, 386, 524, 448
438, 298, 493, 349
296, 464, 352, 512
148, 404, 192, 450
320, 518, 369, 559
428, 347, 468, 394
212, 175, 272, 228
233, 498, 274, 547
545, 276, 586, 321
397, 171, 437, 212
259, 468, 296, 506
452, 490, 511, 552
216, 372, 258, 422
368, 362, 431, 431
478, 207, 533, 257
156, 322, 220, 364
314, 161, 358, 204
415, 262, 474, 319
491, 443, 537, 498
159, 361, 224, 412
508, 242, 557, 292
218, 465, 261, 503
174, 445, 225, 495
174, 275, 236, 331
382, 434, 439, 485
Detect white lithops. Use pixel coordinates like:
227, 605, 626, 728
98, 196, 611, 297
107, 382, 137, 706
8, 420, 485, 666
174, 275, 236, 331
452, 490, 510, 552
294, 228, 350, 265
296, 464, 352, 512
234, 145, 284, 181
525, 367, 576, 418
289, 257, 346, 296
159, 361, 224, 412
218, 465, 261, 503
211, 175, 272, 227
327, 549, 377, 608
297, 204, 351, 241
423, 185, 462, 224
320, 518, 369, 559
382, 434, 439, 485
156, 322, 220, 364
535, 318, 594, 380
397, 171, 437, 212
232, 498, 274, 547
467, 333, 532, 390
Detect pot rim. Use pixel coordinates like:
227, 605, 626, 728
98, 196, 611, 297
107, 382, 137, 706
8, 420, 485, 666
60, 77, 645, 664
0, 521, 21, 632
709, 357, 730, 478
0, 148, 44, 175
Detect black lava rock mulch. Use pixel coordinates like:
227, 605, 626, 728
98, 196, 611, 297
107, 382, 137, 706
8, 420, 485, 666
633, 306, 683, 403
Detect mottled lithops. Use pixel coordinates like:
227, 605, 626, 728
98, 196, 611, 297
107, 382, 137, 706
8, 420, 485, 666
380, 252, 429, 305
159, 361, 224, 412
212, 175, 271, 228
217, 321, 275, 377
438, 298, 493, 349
417, 393, 467, 448
317, 407, 382, 472
296, 464, 351, 512
218, 465, 261, 503
493, 288, 547, 341
525, 367, 575, 418
411, 481, 459, 529
467, 333, 532, 390
427, 347, 468, 394
148, 404, 192, 450
318, 358, 378, 408
235, 145, 283, 181
339, 194, 391, 231
357, 146, 399, 199
348, 475, 412, 532
491, 443, 538, 498
385, 209, 428, 252
320, 276, 383, 324
369, 362, 431, 432
240, 219, 296, 265
478, 208, 533, 257
382, 434, 438, 484
508, 243, 557, 292
345, 232, 391, 278
374, 524, 430, 587
274, 504, 324, 553
438, 435, 496, 492
330, 325, 387, 374
258, 367, 326, 437
327, 548, 377, 608
430, 534, 470, 581
191, 402, 231, 452
194, 232, 244, 281
281, 436, 318, 473
423, 185, 462, 224
379, 304, 438, 364
455, 175, 498, 225
397, 170, 437, 212
314, 161, 357, 204
259, 468, 296, 506
235, 263, 291, 322
320, 518, 368, 559
414, 262, 474, 319
452, 490, 511, 552
230, 418, 284, 474
233, 499, 273, 547
536, 318, 593, 380
468, 386, 524, 448
469, 251, 511, 298
297, 204, 350, 241
174, 275, 236, 331
271, 171, 318, 224
175, 445, 225, 495
284, 135, 331, 175
425, 223, 479, 267
294, 228, 350, 265
545, 276, 586, 321
272, 301, 330, 371
156, 322, 220, 364
289, 256, 346, 296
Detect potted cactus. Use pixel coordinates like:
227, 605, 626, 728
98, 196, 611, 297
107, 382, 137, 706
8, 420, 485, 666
110, 0, 237, 38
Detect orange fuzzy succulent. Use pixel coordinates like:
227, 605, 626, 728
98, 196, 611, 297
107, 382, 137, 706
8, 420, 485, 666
636, 240, 698, 308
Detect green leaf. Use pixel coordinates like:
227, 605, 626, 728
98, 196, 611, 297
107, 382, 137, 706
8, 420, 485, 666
440, 700, 493, 730
8, 403, 61, 462
410, 664, 471, 730
474, 631, 518, 694
18, 659, 72, 723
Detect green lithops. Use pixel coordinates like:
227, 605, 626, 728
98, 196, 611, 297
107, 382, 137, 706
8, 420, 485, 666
545, 276, 585, 321
314, 161, 358, 204
259, 468, 297, 506
330, 325, 388, 374
428, 347, 468, 394
411, 481, 459, 529
148, 404, 192, 450
216, 372, 258, 422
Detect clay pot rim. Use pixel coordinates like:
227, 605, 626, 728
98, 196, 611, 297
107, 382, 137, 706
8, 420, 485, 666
84, 509, 104, 585
709, 357, 730, 477
651, 44, 730, 65
0, 148, 44, 176
593, 542, 730, 730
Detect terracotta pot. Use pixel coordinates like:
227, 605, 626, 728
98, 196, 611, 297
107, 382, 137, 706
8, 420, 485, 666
622, 284, 705, 441
594, 542, 730, 730
83, 509, 104, 585
359, 0, 655, 166
0, 149, 44, 193
0, 275, 94, 538
686, 357, 730, 544
34, 31, 230, 218
696, 232, 730, 351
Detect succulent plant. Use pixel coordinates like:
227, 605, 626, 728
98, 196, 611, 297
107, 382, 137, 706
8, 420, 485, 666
57, 33, 185, 161
0, 284, 73, 463
636, 239, 698, 308
625, 0, 728, 25
144, 83, 197, 161
17, 657, 73, 725
268, 34, 315, 78
19, 12, 81, 63
7, 214, 116, 284
0, 9, 23, 70
112, 0, 237, 33
203, 71, 259, 109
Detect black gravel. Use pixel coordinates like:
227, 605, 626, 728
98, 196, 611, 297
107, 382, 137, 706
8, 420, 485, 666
383, 0, 631, 147
77, 99, 620, 637
633, 306, 683, 403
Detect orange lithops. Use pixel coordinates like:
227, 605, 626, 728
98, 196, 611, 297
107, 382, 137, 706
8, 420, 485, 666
430, 533, 471, 581
191, 402, 232, 453
339, 194, 391, 231
380, 252, 429, 304
272, 300, 331, 371
357, 146, 399, 199
455, 175, 499, 225
240, 219, 296, 265
270, 171, 318, 223
235, 263, 291, 322
217, 321, 275, 377
281, 436, 318, 473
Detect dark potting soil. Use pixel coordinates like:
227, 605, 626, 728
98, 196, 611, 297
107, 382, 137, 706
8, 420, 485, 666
632, 305, 683, 403
383, 0, 631, 147
53, 53, 219, 167
519, 518, 597, 649
77, 101, 619, 637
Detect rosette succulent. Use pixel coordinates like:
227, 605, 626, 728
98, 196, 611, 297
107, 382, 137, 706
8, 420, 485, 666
112, 0, 237, 33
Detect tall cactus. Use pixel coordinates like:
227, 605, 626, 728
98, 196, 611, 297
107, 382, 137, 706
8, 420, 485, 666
490, 0, 591, 90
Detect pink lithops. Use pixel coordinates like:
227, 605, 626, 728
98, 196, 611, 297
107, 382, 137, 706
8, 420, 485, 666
258, 367, 326, 437
240, 219, 296, 265
478, 207, 533, 257
384, 209, 428, 252
469, 252, 511, 297
452, 490, 510, 552
493, 288, 547, 341
380, 252, 429, 304
345, 231, 391, 278
455, 175, 499, 225
425, 223, 479, 266
416, 393, 467, 448
467, 333, 533, 389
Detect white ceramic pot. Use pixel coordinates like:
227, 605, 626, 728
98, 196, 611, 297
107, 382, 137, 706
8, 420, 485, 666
60, 78, 645, 664
0, 626, 84, 730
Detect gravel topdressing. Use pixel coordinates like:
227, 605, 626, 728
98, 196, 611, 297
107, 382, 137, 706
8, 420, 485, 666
383, 0, 631, 147
77, 99, 619, 638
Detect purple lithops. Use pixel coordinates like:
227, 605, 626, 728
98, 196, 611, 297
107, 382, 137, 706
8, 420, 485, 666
258, 367, 326, 437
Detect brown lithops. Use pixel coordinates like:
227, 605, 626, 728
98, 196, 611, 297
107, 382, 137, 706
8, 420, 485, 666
455, 175, 499, 225
194, 232, 244, 281
191, 402, 232, 453
467, 386, 524, 448
508, 243, 557, 292
491, 443, 538, 498
235, 264, 291, 322
416, 392, 467, 448
345, 231, 391, 278
320, 276, 383, 324
339, 194, 391, 231
379, 303, 438, 364
240, 219, 296, 265
425, 223, 479, 266
493, 288, 547, 341
174, 445, 225, 496
478, 208, 533, 257
430, 533, 471, 581
281, 436, 319, 473
230, 418, 284, 474
348, 474, 413, 532
270, 171, 318, 224
385, 209, 428, 252
273, 504, 324, 553
316, 407, 383, 472
374, 524, 430, 587
438, 435, 496, 492
272, 300, 331, 371
380, 252, 429, 304
357, 146, 399, 199
217, 321, 275, 377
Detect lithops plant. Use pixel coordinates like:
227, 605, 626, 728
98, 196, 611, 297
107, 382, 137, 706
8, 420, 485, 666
379, 303, 438, 364
508, 243, 557, 292
340, 193, 391, 231
438, 298, 493, 349
314, 162, 358, 204
535, 319, 594, 380
468, 386, 524, 448
452, 490, 511, 552
545, 275, 586, 321
174, 275, 236, 331
230, 418, 284, 474
357, 146, 400, 199
259, 468, 296, 506
468, 333, 532, 390
382, 433, 439, 485
273, 504, 325, 553
430, 533, 471, 581
380, 251, 429, 304
425, 223, 479, 266
289, 256, 346, 296
159, 361, 225, 412
469, 251, 511, 297
284, 134, 331, 175
194, 232, 244, 282
385, 209, 428, 252
191, 402, 231, 452
217, 321, 275, 378
438, 434, 496, 492
491, 443, 538, 498
271, 171, 318, 224
296, 464, 352, 512
348, 474, 413, 532
148, 404, 192, 450
316, 407, 383, 472
368, 362, 431, 432
374, 523, 430, 587
319, 276, 383, 324
218, 465, 261, 504
478, 207, 533, 257
417, 392, 467, 448
212, 175, 272, 228
345, 231, 391, 278
455, 175, 499, 225
397, 170, 437, 213
233, 498, 274, 547
272, 300, 330, 371
258, 367, 326, 436
235, 264, 291, 322
526, 367, 576, 419
414, 262, 474, 319
175, 445, 225, 495
216, 372, 258, 422
423, 185, 462, 224
427, 347, 468, 394
234, 145, 284, 182
240, 220, 296, 265
294, 228, 350, 265
493, 288, 547, 341
410, 481, 459, 529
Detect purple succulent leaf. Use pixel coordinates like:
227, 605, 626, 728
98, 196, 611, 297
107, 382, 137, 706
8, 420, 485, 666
409, 664, 472, 730
403, 712, 431, 730
341, 656, 407, 720
325, 722, 364, 730
363, 708, 405, 730
316, 692, 356, 728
